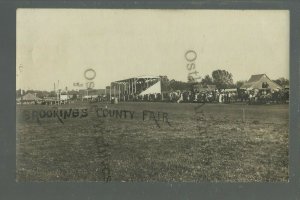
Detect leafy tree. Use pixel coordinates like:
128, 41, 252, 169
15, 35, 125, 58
48, 91, 57, 97
200, 75, 213, 87
235, 80, 246, 88
168, 79, 193, 91
273, 77, 289, 87
187, 75, 201, 83
212, 69, 234, 89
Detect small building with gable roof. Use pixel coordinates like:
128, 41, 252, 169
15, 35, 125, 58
240, 74, 282, 91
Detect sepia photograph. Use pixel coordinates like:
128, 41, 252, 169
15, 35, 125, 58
16, 9, 289, 182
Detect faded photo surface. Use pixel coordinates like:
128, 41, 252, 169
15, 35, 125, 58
16, 9, 289, 182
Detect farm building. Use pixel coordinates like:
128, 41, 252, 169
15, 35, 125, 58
240, 74, 282, 91
16, 93, 41, 104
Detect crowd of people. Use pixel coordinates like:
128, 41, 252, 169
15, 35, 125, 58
19, 85, 289, 106
102, 88, 289, 105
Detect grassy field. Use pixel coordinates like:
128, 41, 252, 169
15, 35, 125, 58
16, 102, 288, 182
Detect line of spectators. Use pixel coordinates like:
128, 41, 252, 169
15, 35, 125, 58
103, 88, 289, 104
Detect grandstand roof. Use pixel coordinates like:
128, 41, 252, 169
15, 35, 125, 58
114, 75, 160, 83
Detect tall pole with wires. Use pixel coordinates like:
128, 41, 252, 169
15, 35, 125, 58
57, 80, 61, 105
110, 83, 112, 101
18, 64, 24, 105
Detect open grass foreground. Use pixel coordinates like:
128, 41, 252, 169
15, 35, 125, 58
16, 102, 288, 182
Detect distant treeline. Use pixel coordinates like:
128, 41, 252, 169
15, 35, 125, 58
161, 69, 289, 92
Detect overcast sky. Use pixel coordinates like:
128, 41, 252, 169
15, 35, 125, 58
16, 9, 289, 91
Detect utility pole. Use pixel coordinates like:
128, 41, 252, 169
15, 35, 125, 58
118, 83, 120, 100
110, 83, 112, 101
160, 76, 163, 101
57, 80, 60, 105
18, 65, 24, 105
